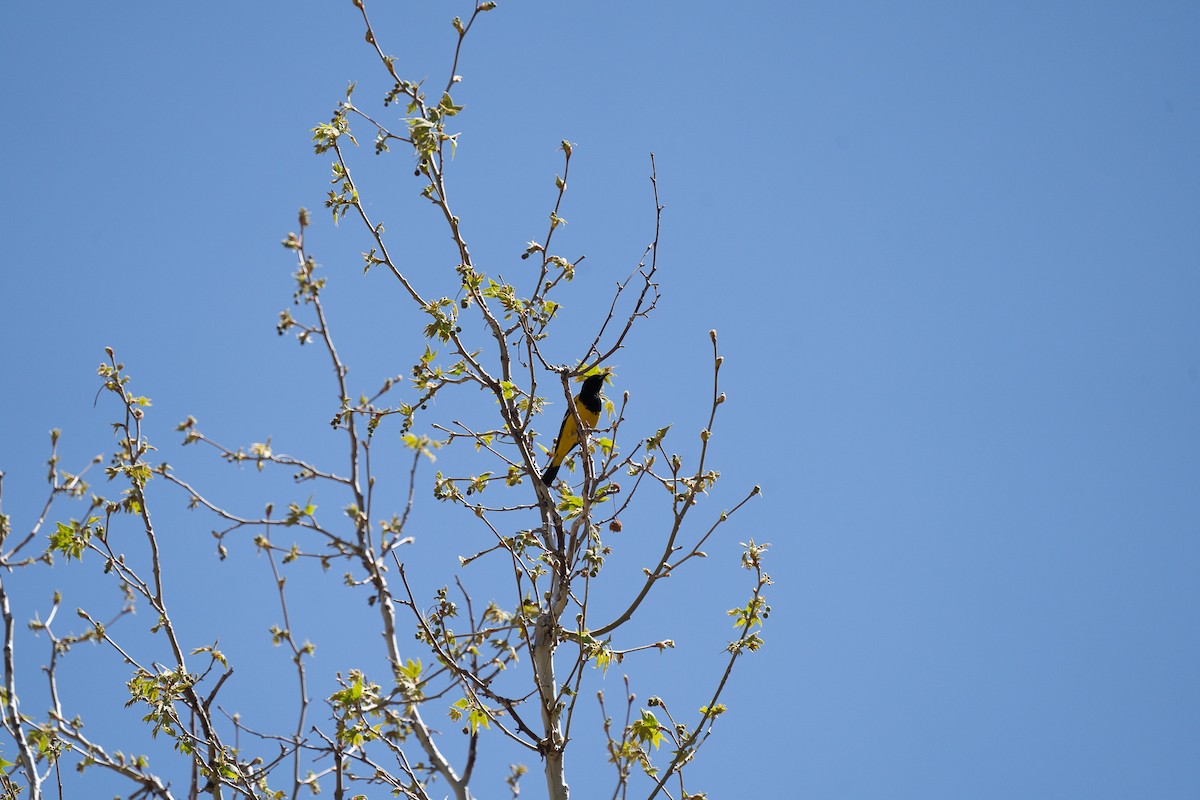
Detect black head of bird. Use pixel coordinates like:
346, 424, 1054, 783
580, 371, 607, 397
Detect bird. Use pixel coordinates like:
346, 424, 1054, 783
541, 372, 607, 485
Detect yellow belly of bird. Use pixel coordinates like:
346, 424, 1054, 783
550, 400, 600, 467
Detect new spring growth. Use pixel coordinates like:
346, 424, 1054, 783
716, 392, 726, 405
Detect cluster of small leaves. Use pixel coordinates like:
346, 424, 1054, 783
421, 297, 460, 343
311, 110, 365, 224
432, 471, 463, 504
727, 540, 771, 655
412, 587, 459, 649
394, 658, 425, 701
551, 469, 617, 520
328, 670, 406, 750
125, 666, 197, 743
580, 525, 612, 577
24, 726, 65, 768
48, 516, 103, 561
326, 161, 359, 224
448, 696, 492, 734
631, 708, 665, 752
175, 414, 202, 446
411, 344, 469, 392
601, 694, 660, 790
312, 112, 356, 156
96, 360, 157, 487
409, 92, 463, 166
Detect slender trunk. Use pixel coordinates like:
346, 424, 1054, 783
0, 575, 40, 800
534, 611, 569, 800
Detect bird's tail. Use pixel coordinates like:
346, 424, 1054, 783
541, 464, 560, 485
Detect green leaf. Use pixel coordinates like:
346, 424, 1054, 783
399, 658, 423, 682
646, 426, 672, 449
631, 709, 665, 749
439, 92, 464, 116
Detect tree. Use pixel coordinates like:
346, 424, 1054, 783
0, 3, 769, 798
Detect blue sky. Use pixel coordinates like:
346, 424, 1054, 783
2, 1, 1199, 797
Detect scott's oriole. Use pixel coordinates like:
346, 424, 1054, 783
541, 372, 607, 485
